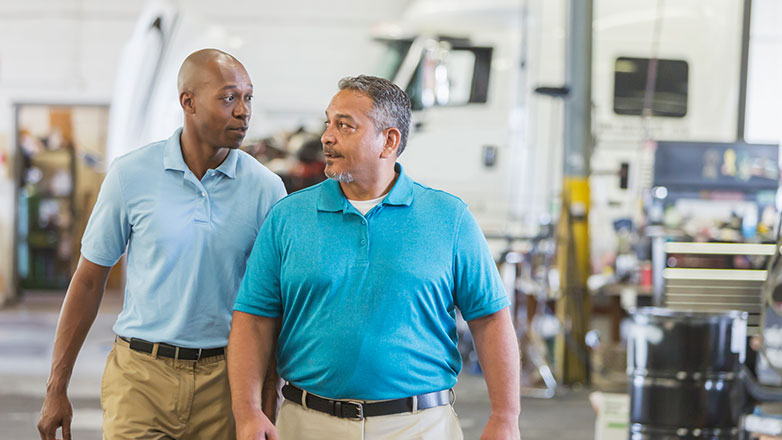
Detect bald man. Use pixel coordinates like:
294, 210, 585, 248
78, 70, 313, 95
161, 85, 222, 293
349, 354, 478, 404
37, 49, 286, 440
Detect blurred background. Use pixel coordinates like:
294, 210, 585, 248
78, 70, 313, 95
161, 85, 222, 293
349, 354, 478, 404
0, 0, 781, 438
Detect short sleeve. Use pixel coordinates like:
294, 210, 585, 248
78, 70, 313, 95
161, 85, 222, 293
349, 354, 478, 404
234, 210, 283, 317
452, 207, 510, 321
80, 162, 131, 267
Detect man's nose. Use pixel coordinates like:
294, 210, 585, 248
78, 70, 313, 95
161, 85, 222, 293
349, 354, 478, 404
321, 127, 334, 145
234, 99, 250, 120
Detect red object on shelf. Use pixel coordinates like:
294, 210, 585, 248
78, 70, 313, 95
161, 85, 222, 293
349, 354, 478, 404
640, 262, 653, 288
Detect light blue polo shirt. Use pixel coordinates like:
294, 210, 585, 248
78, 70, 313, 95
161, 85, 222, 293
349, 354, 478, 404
234, 164, 509, 400
81, 128, 286, 348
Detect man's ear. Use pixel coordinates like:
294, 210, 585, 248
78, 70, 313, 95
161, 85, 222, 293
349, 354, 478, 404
180, 91, 195, 114
380, 127, 401, 159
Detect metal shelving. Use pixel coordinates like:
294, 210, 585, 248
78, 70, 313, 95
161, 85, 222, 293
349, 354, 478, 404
659, 241, 775, 334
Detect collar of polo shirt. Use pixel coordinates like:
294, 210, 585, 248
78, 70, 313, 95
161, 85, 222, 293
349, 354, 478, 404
317, 163, 414, 214
162, 127, 239, 179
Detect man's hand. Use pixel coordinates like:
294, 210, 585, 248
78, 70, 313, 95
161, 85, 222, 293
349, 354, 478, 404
480, 414, 521, 440
37, 390, 73, 440
236, 410, 278, 440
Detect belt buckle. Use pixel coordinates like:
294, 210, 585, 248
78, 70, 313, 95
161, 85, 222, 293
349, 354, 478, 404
346, 400, 364, 420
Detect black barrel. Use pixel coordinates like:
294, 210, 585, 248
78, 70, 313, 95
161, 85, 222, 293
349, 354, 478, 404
628, 307, 748, 440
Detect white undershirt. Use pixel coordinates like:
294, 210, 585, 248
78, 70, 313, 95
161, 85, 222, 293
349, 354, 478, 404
348, 193, 388, 216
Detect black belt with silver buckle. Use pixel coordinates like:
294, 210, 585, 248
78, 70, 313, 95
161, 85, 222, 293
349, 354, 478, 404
118, 336, 224, 361
281, 383, 453, 420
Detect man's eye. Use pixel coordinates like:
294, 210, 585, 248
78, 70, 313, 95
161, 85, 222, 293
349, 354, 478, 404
245, 95, 253, 102
223, 95, 235, 102
339, 122, 351, 129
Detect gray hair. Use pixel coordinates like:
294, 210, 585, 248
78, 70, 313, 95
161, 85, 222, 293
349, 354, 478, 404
338, 75, 412, 155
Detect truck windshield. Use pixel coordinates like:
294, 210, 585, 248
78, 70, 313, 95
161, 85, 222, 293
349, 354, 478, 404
374, 39, 413, 80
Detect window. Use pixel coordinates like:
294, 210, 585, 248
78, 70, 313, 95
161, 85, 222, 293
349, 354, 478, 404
406, 42, 492, 111
613, 57, 688, 117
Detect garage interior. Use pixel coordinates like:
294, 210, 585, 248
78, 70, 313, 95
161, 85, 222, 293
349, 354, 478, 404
0, 0, 781, 439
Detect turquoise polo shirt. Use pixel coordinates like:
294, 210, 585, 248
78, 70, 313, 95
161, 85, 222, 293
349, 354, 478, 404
81, 128, 286, 348
234, 164, 509, 400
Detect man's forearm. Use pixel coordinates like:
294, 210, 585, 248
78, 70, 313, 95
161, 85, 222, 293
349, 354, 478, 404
228, 312, 277, 419
261, 319, 283, 422
47, 257, 110, 392
469, 308, 521, 419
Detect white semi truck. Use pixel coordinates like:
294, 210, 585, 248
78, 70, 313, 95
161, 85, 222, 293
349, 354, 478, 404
373, 0, 759, 260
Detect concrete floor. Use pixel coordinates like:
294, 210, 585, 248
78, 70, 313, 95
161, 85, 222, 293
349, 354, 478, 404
0, 292, 596, 439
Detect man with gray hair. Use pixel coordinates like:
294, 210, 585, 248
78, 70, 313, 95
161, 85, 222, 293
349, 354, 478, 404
228, 75, 521, 439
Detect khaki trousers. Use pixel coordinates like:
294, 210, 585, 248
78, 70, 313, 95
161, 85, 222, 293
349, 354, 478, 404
101, 338, 235, 440
276, 398, 464, 440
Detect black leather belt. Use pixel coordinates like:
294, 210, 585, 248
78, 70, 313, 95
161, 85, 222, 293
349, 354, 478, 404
281, 383, 453, 420
118, 336, 225, 361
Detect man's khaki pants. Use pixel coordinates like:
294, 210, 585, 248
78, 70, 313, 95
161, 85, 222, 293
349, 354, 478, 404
101, 337, 235, 440
276, 398, 464, 440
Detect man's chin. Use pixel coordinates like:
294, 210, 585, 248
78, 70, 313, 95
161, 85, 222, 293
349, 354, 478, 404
225, 132, 247, 149
325, 168, 354, 183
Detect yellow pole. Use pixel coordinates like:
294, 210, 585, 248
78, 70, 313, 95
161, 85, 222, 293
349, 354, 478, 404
555, 178, 591, 385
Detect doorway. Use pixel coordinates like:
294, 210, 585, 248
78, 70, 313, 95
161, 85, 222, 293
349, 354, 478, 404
13, 104, 123, 297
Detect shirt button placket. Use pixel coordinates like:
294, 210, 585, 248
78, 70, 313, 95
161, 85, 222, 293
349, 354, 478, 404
197, 185, 210, 224
360, 218, 369, 259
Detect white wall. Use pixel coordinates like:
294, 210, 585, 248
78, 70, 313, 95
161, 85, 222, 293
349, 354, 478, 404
0, 0, 410, 303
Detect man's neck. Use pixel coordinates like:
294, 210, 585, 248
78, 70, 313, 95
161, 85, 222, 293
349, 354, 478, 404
179, 128, 229, 180
339, 166, 398, 201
